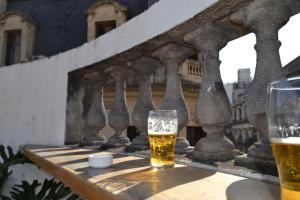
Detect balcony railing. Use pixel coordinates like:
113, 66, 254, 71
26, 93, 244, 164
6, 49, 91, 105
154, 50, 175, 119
63, 0, 300, 176
1, 1, 300, 197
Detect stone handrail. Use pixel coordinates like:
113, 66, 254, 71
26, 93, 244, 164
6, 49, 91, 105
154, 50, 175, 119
68, 0, 300, 168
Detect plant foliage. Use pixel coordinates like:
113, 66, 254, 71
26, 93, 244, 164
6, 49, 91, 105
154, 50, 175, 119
1, 179, 81, 200
0, 145, 31, 190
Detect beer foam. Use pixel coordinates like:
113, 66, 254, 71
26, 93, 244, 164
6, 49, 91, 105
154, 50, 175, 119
148, 132, 176, 135
271, 137, 300, 144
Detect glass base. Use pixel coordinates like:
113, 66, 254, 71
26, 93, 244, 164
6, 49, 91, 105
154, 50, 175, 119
151, 162, 174, 170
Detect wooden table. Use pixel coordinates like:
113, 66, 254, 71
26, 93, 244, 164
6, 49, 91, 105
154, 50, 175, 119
23, 146, 280, 200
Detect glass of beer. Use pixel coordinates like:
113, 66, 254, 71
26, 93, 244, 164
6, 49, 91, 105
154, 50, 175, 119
148, 110, 177, 169
267, 77, 300, 200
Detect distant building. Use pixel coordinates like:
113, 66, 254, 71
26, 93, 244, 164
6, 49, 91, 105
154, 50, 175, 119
0, 0, 150, 66
229, 68, 257, 152
283, 55, 300, 77
224, 83, 233, 104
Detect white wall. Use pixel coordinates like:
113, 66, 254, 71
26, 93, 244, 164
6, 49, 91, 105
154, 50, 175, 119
0, 0, 217, 195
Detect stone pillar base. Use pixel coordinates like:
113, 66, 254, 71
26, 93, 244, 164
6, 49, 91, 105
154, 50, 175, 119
79, 134, 107, 147
234, 154, 278, 176
124, 135, 149, 152
247, 142, 274, 160
188, 149, 238, 162
188, 136, 237, 161
80, 140, 105, 147
234, 142, 277, 176
100, 135, 130, 150
175, 137, 194, 154
124, 144, 149, 152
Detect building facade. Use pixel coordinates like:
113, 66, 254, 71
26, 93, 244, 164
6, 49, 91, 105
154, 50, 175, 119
1, 0, 204, 147
0, 0, 150, 66
230, 69, 257, 152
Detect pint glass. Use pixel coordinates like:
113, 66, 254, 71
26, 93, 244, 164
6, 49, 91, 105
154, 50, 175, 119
268, 77, 300, 200
148, 110, 177, 169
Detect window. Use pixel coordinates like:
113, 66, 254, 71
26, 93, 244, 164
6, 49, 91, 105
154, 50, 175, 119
95, 21, 116, 37
86, 1, 127, 41
5, 30, 21, 66
0, 12, 36, 67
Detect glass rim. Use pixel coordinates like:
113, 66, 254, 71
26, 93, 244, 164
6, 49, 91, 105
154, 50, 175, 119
269, 76, 300, 91
149, 110, 177, 113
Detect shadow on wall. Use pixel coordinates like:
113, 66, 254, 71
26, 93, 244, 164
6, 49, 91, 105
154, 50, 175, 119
226, 179, 280, 200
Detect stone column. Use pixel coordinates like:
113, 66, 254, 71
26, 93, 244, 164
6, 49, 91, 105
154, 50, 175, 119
236, 107, 240, 121
0, 0, 7, 15
231, 0, 292, 174
153, 43, 194, 154
65, 76, 85, 145
80, 72, 108, 146
241, 105, 246, 121
125, 57, 160, 152
232, 109, 235, 122
101, 66, 133, 149
247, 128, 252, 139
184, 23, 238, 161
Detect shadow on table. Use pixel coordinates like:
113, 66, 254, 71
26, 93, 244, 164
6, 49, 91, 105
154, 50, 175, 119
74, 155, 150, 178
43, 149, 98, 158
226, 179, 280, 200
30, 146, 80, 153
101, 165, 216, 199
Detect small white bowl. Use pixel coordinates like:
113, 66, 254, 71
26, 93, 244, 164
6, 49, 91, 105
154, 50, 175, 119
88, 154, 113, 169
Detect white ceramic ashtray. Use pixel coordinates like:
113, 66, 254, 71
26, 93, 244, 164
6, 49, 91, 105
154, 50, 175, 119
88, 154, 113, 169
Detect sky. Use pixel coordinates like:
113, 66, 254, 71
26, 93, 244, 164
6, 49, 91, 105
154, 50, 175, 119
220, 13, 300, 84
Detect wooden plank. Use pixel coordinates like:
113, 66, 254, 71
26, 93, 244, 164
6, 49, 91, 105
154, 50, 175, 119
23, 146, 280, 200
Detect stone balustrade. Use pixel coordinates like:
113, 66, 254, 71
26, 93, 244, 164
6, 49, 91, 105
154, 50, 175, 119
231, 0, 296, 174
125, 57, 161, 152
65, 0, 300, 174
80, 72, 108, 146
184, 23, 238, 161
100, 66, 134, 149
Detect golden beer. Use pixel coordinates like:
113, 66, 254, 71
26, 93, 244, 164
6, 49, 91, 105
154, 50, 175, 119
271, 138, 300, 200
149, 133, 177, 169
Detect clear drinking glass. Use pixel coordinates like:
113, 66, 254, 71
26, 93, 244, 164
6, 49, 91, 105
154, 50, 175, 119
148, 110, 178, 169
267, 77, 300, 200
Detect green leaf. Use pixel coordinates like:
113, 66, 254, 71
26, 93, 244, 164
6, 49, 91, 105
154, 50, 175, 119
0, 145, 32, 191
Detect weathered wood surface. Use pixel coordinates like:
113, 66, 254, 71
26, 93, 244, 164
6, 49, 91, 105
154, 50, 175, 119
23, 146, 280, 200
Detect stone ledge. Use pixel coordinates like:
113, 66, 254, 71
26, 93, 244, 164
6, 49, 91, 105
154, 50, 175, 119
23, 145, 280, 200
107, 148, 279, 185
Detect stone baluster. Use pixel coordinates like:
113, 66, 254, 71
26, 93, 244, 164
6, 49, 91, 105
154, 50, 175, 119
231, 0, 292, 174
0, 0, 7, 15
102, 66, 133, 149
80, 72, 108, 146
125, 57, 161, 152
184, 23, 238, 161
241, 105, 246, 121
65, 76, 85, 144
153, 43, 194, 154
236, 107, 240, 121
232, 108, 236, 122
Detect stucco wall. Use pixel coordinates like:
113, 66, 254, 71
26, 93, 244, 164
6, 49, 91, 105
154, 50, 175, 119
0, 0, 217, 195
